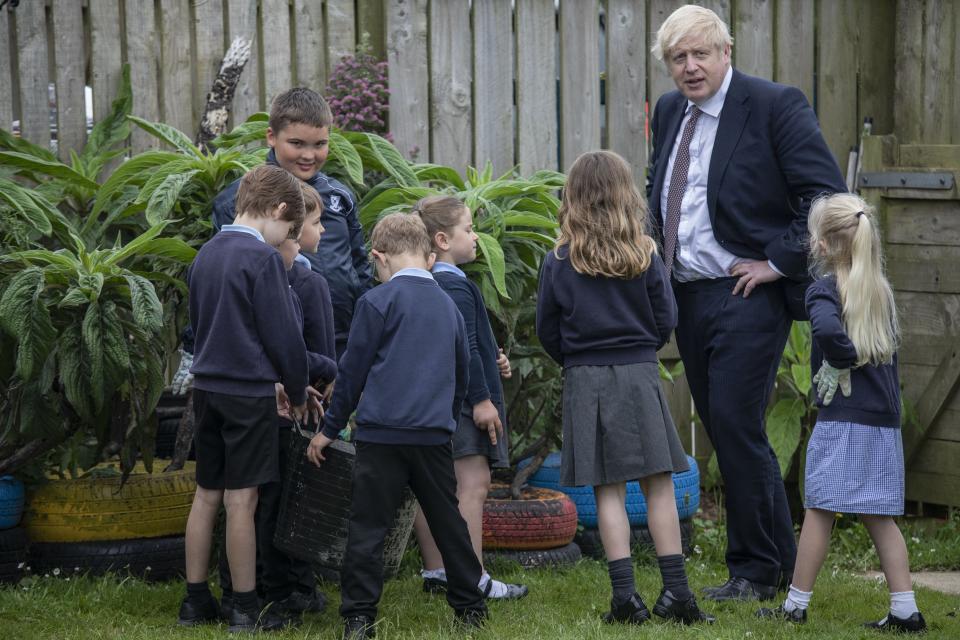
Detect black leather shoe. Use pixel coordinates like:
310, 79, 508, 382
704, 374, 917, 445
423, 577, 447, 594
454, 607, 488, 629
226, 607, 259, 634
864, 611, 927, 633
259, 607, 302, 632
757, 605, 807, 624
602, 592, 651, 625
343, 615, 376, 640
702, 577, 776, 602
279, 589, 327, 614
177, 597, 221, 626
653, 589, 716, 624
220, 593, 234, 622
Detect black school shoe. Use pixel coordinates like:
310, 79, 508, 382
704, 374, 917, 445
864, 612, 927, 633
702, 576, 777, 602
756, 605, 808, 624
602, 592, 651, 625
279, 589, 327, 614
653, 589, 716, 624
177, 596, 221, 626
343, 615, 376, 639
454, 607, 488, 629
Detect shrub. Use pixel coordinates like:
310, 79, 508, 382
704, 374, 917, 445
326, 35, 390, 140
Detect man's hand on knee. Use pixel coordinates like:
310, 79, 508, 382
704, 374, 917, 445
730, 259, 781, 297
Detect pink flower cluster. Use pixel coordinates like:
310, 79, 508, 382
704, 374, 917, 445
326, 51, 391, 140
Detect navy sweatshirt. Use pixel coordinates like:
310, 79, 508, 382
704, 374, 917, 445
434, 268, 504, 410
288, 261, 337, 385
212, 150, 374, 345
806, 276, 901, 428
536, 246, 678, 367
188, 231, 309, 406
320, 272, 469, 445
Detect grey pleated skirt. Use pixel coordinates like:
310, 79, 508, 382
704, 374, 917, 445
560, 362, 689, 487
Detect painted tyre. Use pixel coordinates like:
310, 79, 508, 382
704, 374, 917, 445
483, 541, 581, 569
574, 518, 695, 559
0, 526, 27, 584
518, 453, 700, 526
22, 461, 196, 543
482, 484, 578, 551
0, 476, 25, 530
29, 535, 185, 581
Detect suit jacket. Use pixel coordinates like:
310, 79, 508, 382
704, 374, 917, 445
645, 69, 846, 316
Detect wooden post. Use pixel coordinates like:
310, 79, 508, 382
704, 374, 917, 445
774, 0, 814, 104
430, 0, 472, 171
734, 0, 774, 80
192, 0, 225, 123
387, 0, 429, 161
559, 0, 599, 171
52, 0, 86, 159
227, 0, 262, 124
472, 0, 514, 176
124, 0, 160, 153
606, 0, 647, 185
294, 0, 327, 94
0, 7, 12, 131
261, 0, 292, 107
159, 0, 194, 137
516, 0, 557, 175
326, 0, 357, 72
14, 0, 50, 147
816, 0, 859, 168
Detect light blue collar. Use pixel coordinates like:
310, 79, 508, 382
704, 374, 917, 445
294, 253, 311, 268
221, 224, 265, 243
432, 261, 466, 278
390, 267, 434, 281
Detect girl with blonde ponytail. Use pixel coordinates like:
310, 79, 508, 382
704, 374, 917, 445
760, 193, 924, 632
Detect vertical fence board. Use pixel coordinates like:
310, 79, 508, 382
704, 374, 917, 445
0, 8, 12, 131
357, 0, 386, 58
125, 0, 160, 152
774, 0, 814, 104
262, 0, 293, 107
857, 0, 895, 135
430, 0, 472, 170
921, 0, 954, 144
606, 0, 647, 184
228, 0, 262, 124
647, 0, 684, 107
734, 0, 773, 80
89, 0, 123, 127
326, 0, 357, 72
516, 0, 557, 175
159, 0, 194, 136
816, 0, 858, 169
387, 0, 428, 160
293, 0, 326, 94
473, 0, 514, 175
559, 0, 599, 171
52, 0, 86, 159
15, 0, 50, 147
193, 0, 224, 122
893, 0, 923, 144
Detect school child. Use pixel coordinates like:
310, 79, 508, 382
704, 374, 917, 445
217, 185, 336, 629
179, 165, 309, 632
536, 150, 714, 625
410, 195, 528, 600
306, 213, 488, 639
757, 194, 926, 632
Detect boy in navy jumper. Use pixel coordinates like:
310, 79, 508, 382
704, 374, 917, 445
306, 213, 488, 639
179, 165, 310, 632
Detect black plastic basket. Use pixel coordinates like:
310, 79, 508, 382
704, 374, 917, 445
274, 425, 417, 582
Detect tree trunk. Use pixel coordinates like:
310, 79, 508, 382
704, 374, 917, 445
195, 36, 252, 152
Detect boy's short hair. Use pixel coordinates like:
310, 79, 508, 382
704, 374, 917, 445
236, 165, 305, 225
269, 87, 333, 132
370, 213, 432, 259
300, 182, 323, 216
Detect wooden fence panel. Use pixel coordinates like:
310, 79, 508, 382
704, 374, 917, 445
921, 0, 954, 144
857, 0, 895, 135
89, 0, 124, 127
516, 0, 557, 175
159, 0, 194, 137
733, 0, 773, 80
647, 0, 682, 119
894, 0, 923, 144
193, 0, 225, 121
293, 0, 326, 96
262, 0, 293, 108
357, 0, 386, 59
955, 1, 960, 145
327, 0, 357, 70
559, 0, 599, 171
52, 0, 87, 159
774, 0, 814, 104
430, 0, 472, 172
606, 0, 647, 185
387, 0, 429, 160
0, 8, 12, 131
15, 0, 50, 147
125, 0, 160, 153
816, 0, 858, 169
229, 0, 262, 124
473, 0, 514, 175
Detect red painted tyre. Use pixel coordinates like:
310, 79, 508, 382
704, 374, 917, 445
482, 484, 578, 550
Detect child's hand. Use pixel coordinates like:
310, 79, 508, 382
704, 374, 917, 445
497, 348, 512, 379
291, 402, 309, 425
473, 399, 503, 446
305, 386, 325, 426
275, 383, 291, 419
813, 360, 852, 405
306, 432, 334, 467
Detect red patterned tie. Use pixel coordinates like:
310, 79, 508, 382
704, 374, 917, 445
662, 106, 702, 277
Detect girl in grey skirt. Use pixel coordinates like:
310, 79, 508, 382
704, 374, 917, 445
536, 151, 713, 626
758, 194, 925, 632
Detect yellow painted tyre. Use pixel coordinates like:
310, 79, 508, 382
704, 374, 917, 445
22, 461, 196, 543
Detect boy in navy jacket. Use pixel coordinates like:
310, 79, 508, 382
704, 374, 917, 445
179, 165, 309, 632
306, 213, 488, 639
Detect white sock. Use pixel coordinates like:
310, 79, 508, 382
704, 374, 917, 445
421, 568, 446, 581
478, 572, 510, 597
783, 585, 813, 612
890, 591, 919, 619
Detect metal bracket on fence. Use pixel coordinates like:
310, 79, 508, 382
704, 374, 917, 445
859, 172, 955, 189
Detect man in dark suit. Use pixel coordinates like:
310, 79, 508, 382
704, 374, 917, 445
645, 5, 846, 602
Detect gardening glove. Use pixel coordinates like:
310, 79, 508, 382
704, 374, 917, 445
171, 348, 194, 396
813, 360, 851, 406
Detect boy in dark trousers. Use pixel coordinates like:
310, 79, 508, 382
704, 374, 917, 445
306, 213, 488, 639
179, 165, 309, 633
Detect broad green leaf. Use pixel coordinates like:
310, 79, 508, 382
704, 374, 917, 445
1, 248, 82, 270
358, 187, 432, 231
413, 164, 466, 190
791, 363, 812, 397
127, 237, 197, 263
0, 151, 100, 190
81, 301, 106, 413
58, 286, 90, 308
0, 127, 58, 162
501, 213, 559, 230
211, 113, 269, 149
128, 115, 202, 158
476, 232, 509, 299
101, 301, 131, 383
102, 223, 170, 266
135, 159, 199, 204
83, 65, 132, 164
345, 131, 419, 187
92, 151, 182, 217
79, 272, 105, 301
0, 179, 52, 234
328, 130, 365, 188
123, 274, 164, 333
60, 324, 93, 421
658, 360, 673, 383
0, 268, 55, 381
766, 397, 805, 477
145, 169, 201, 224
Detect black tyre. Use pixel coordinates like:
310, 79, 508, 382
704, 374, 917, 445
29, 535, 185, 582
575, 518, 695, 559
482, 541, 581, 569
0, 526, 27, 584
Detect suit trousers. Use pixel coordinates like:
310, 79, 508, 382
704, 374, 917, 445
673, 277, 797, 586
340, 440, 486, 620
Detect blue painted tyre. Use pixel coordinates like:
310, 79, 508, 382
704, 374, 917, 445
518, 453, 699, 526
0, 476, 25, 530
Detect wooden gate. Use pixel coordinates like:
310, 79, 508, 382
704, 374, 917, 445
860, 135, 960, 508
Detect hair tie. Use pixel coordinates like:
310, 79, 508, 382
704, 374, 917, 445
856, 211, 864, 218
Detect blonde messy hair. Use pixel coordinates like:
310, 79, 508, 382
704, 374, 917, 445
651, 4, 733, 62
556, 150, 657, 279
370, 212, 432, 259
808, 193, 899, 366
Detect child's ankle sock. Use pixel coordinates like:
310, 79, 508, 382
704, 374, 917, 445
186, 581, 214, 603
657, 554, 692, 601
421, 568, 447, 581
783, 585, 812, 613
479, 572, 510, 598
607, 557, 636, 605
233, 589, 259, 615
890, 591, 919, 618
